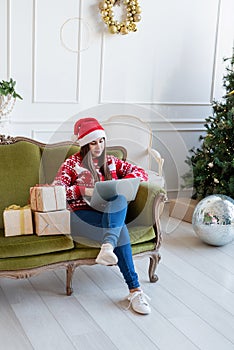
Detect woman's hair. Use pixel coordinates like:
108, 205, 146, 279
80, 140, 112, 182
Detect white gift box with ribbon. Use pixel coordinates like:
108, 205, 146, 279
30, 185, 66, 212
3, 205, 33, 236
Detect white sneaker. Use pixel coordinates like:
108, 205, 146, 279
95, 243, 118, 266
127, 291, 151, 315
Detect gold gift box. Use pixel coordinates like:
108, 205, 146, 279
169, 198, 199, 223
3, 205, 33, 236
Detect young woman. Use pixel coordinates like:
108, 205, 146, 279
53, 117, 151, 315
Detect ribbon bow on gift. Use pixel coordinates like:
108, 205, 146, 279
5, 204, 31, 211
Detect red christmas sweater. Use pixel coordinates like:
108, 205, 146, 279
53, 152, 148, 211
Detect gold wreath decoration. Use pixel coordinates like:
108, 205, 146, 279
99, 0, 142, 35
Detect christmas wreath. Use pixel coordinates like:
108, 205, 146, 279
99, 0, 142, 35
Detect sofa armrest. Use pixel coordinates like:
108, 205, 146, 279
126, 181, 166, 227
148, 147, 164, 177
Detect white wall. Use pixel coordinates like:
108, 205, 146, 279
1, 0, 234, 196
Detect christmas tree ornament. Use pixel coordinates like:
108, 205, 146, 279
99, 0, 142, 35
192, 194, 234, 246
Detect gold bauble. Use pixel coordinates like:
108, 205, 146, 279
136, 6, 142, 13
99, 2, 103, 10
133, 14, 141, 22
120, 26, 129, 35
128, 22, 137, 31
101, 10, 108, 16
99, 1, 108, 10
109, 25, 118, 34
103, 16, 110, 24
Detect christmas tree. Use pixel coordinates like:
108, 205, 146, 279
183, 50, 234, 199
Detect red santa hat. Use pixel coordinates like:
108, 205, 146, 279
72, 117, 106, 146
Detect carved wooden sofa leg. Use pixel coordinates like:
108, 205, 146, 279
66, 264, 76, 296
149, 251, 161, 282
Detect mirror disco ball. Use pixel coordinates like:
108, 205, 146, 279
192, 194, 234, 246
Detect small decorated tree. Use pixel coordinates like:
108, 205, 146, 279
0, 78, 23, 139
183, 50, 234, 199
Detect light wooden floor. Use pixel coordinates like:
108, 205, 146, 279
1, 203, 234, 350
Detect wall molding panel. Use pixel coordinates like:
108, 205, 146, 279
32, 0, 81, 103
99, 0, 221, 105
0, 0, 10, 79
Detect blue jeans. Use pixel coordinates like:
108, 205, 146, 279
70, 195, 140, 290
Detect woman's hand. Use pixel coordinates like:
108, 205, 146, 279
84, 187, 94, 197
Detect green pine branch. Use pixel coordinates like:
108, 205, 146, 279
0, 78, 23, 100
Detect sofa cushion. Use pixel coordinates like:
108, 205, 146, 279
40, 145, 126, 184
126, 182, 165, 226
129, 225, 155, 244
106, 147, 126, 160
40, 145, 80, 184
0, 241, 155, 271
72, 225, 155, 248
0, 141, 41, 229
0, 229, 74, 258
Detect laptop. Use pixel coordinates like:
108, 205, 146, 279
84, 177, 140, 210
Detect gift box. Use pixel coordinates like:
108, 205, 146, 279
30, 185, 66, 212
3, 205, 33, 236
169, 197, 199, 223
34, 209, 70, 236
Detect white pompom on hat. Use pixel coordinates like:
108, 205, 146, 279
72, 117, 106, 146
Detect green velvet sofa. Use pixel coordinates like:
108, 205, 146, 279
0, 136, 166, 295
